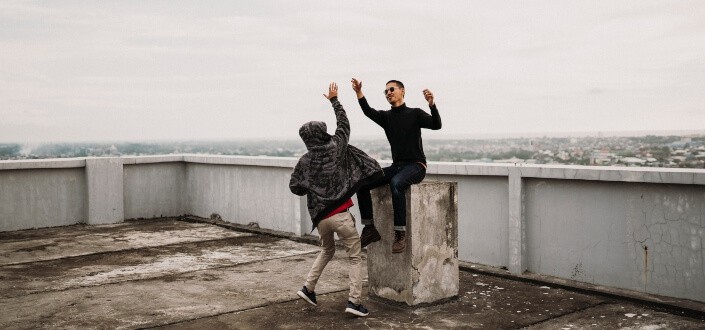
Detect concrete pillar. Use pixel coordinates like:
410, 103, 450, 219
86, 157, 124, 225
507, 168, 525, 274
366, 181, 458, 306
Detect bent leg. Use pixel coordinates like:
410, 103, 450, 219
333, 212, 363, 305
304, 218, 336, 292
389, 163, 426, 230
357, 165, 396, 225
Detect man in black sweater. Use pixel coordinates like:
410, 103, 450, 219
351, 78, 442, 253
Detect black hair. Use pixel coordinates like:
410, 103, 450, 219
386, 80, 405, 89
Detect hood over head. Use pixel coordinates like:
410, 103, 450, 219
299, 121, 332, 149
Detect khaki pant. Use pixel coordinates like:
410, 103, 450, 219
304, 211, 363, 304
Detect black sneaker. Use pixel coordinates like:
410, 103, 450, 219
360, 225, 381, 248
345, 301, 369, 317
297, 286, 317, 306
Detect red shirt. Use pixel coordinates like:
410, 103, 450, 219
324, 198, 353, 219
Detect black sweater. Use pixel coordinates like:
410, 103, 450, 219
358, 97, 442, 164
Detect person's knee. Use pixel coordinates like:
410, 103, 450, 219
347, 244, 362, 264
345, 239, 361, 256
390, 178, 407, 194
321, 246, 335, 259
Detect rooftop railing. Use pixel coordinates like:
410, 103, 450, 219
1, 155, 704, 303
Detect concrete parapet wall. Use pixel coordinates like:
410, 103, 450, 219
123, 162, 186, 219
0, 167, 86, 231
431, 175, 509, 268
186, 163, 302, 233
524, 179, 705, 303
1, 155, 704, 302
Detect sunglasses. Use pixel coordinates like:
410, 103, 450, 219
384, 87, 399, 95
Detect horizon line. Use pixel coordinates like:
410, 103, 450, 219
3, 128, 705, 145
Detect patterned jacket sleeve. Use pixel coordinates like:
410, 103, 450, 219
289, 161, 307, 196
330, 97, 350, 149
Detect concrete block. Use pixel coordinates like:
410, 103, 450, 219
367, 181, 459, 306
86, 157, 124, 225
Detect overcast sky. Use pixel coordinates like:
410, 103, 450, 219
1, 1, 704, 143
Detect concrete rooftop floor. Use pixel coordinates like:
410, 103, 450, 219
1, 218, 704, 329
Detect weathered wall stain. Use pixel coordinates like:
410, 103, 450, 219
643, 244, 648, 292
571, 261, 584, 280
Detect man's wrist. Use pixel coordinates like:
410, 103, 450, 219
329, 96, 338, 102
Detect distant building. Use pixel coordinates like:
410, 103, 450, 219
590, 149, 614, 165
109, 145, 120, 156
621, 157, 646, 166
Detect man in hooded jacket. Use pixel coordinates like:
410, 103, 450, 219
290, 82, 383, 317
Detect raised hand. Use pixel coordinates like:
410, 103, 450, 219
423, 89, 434, 106
351, 78, 364, 99
323, 82, 338, 100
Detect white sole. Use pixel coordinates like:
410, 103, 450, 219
297, 290, 317, 306
345, 307, 369, 317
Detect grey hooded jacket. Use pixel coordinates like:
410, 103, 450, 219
289, 97, 383, 229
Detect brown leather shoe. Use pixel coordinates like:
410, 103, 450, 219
392, 230, 406, 253
360, 225, 381, 248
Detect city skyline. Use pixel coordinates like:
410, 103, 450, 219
3, 133, 704, 169
2, 1, 704, 143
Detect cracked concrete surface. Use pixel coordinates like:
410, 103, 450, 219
627, 185, 705, 301
0, 218, 703, 329
0, 220, 248, 266
526, 180, 705, 302
0, 235, 318, 298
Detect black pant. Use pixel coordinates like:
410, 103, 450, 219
357, 162, 427, 230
